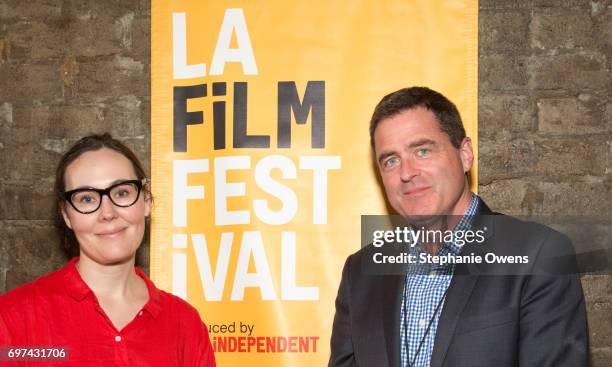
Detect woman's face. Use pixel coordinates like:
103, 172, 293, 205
61, 148, 150, 265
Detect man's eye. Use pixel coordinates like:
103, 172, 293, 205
416, 148, 430, 157
383, 157, 400, 168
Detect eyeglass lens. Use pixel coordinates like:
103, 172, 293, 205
70, 182, 140, 213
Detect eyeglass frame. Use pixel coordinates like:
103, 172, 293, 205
62, 179, 147, 214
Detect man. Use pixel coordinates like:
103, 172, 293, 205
329, 87, 587, 367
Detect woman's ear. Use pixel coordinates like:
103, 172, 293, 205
143, 183, 152, 218
61, 203, 73, 229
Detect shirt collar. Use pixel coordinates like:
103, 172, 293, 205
63, 257, 163, 318
407, 193, 480, 256
446, 192, 480, 254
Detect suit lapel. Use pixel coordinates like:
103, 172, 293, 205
430, 200, 496, 367
381, 273, 404, 367
429, 269, 478, 367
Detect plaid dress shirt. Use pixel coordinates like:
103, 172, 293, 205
399, 194, 479, 367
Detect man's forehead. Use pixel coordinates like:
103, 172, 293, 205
375, 109, 446, 142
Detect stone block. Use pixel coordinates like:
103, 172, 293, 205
121, 136, 151, 176
0, 141, 61, 182
531, 0, 591, 6
480, 11, 530, 53
7, 103, 128, 142
480, 55, 529, 91
0, 0, 62, 21
60, 55, 79, 89
0, 102, 12, 127
478, 137, 537, 181
530, 52, 609, 91
66, 19, 124, 57
591, 347, 612, 367
531, 9, 593, 50
539, 182, 612, 216
30, 101, 137, 138
1, 221, 67, 292
534, 136, 609, 177
103, 94, 142, 136
479, 0, 534, 9
605, 101, 612, 128
538, 96, 611, 135
0, 62, 63, 102
134, 98, 150, 136
5, 21, 65, 60
582, 275, 612, 304
479, 94, 535, 139
0, 38, 9, 63
68, 0, 148, 21
551, 219, 612, 256
0, 183, 55, 220
593, 9, 612, 51
74, 55, 148, 98
478, 179, 528, 214
131, 17, 150, 62
587, 302, 612, 348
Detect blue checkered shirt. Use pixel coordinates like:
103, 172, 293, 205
399, 194, 479, 367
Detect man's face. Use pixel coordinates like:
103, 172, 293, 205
373, 107, 473, 221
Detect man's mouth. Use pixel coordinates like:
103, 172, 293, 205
403, 187, 430, 196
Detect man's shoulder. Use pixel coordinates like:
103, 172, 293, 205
488, 211, 572, 249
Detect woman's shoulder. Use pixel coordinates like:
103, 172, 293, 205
157, 288, 203, 318
0, 262, 70, 312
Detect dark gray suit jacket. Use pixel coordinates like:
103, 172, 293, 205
329, 202, 588, 367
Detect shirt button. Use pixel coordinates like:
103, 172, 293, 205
138, 311, 143, 316
428, 271, 436, 278
115, 335, 122, 342
419, 319, 426, 328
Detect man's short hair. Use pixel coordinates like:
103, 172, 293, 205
369, 87, 466, 149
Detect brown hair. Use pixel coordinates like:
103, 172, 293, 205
369, 87, 466, 150
54, 133, 150, 256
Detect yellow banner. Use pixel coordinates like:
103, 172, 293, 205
151, 1, 477, 365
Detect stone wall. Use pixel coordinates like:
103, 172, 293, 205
0, 0, 610, 364
478, 1, 611, 364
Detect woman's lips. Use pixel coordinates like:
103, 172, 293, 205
96, 227, 127, 238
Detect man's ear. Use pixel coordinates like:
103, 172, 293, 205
459, 137, 474, 173
61, 203, 73, 230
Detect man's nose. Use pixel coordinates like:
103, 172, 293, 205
399, 158, 419, 182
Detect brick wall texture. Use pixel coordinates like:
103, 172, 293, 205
0, 0, 610, 364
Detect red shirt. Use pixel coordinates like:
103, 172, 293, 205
0, 258, 216, 366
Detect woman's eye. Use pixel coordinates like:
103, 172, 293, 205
115, 190, 130, 197
78, 194, 97, 203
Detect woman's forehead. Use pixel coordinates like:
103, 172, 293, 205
64, 148, 137, 188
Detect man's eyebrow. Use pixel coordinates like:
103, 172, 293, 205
377, 139, 438, 163
407, 138, 436, 148
377, 151, 396, 164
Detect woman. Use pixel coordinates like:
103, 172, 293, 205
0, 134, 216, 366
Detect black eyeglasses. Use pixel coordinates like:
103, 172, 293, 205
62, 179, 146, 214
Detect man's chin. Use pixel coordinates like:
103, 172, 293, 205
403, 213, 441, 226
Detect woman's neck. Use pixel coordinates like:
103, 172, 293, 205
76, 255, 142, 301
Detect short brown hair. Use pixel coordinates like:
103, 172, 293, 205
369, 87, 466, 149
54, 133, 150, 256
